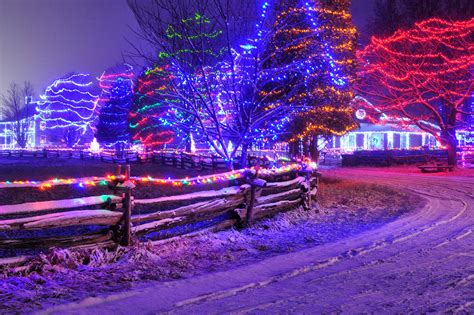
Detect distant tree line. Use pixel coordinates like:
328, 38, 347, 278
0, 82, 35, 148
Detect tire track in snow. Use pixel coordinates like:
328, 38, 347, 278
173, 257, 341, 308
48, 170, 474, 314
171, 192, 466, 310
434, 228, 473, 248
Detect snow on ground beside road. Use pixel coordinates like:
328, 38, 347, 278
0, 178, 417, 314
37, 168, 474, 314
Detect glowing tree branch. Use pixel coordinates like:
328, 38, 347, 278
356, 17, 474, 165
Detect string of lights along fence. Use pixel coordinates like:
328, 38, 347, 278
0, 164, 304, 190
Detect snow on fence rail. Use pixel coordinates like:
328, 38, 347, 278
0, 149, 282, 169
0, 164, 319, 263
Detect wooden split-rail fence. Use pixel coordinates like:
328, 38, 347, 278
0, 164, 320, 265
0, 149, 284, 170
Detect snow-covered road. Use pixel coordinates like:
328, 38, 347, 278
42, 169, 474, 314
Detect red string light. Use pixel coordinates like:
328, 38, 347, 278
356, 17, 474, 149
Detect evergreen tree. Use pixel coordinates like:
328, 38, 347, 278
128, 66, 175, 150
96, 75, 134, 154
37, 73, 99, 147
261, 0, 357, 159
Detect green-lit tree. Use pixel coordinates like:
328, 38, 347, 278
129, 66, 175, 150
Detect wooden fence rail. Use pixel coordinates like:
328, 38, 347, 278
0, 164, 320, 263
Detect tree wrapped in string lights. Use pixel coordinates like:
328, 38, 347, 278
96, 65, 135, 154
357, 18, 474, 166
129, 66, 175, 149
37, 73, 99, 147
127, 0, 295, 167
259, 0, 357, 159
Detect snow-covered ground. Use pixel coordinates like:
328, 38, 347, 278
38, 168, 473, 314
1, 173, 417, 314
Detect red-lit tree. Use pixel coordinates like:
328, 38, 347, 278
357, 18, 474, 166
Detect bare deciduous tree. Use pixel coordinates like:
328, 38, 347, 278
126, 0, 297, 167
357, 18, 474, 166
1, 81, 35, 148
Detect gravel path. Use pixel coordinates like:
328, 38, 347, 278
41, 169, 474, 314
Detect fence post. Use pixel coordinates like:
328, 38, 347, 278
115, 164, 135, 246
299, 165, 313, 211
246, 185, 256, 226
122, 192, 132, 245
244, 168, 266, 226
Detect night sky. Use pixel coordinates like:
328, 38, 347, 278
0, 0, 375, 99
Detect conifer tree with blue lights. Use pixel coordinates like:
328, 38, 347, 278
261, 0, 358, 159
37, 73, 99, 147
96, 74, 134, 154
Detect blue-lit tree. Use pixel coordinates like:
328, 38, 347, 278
37, 73, 99, 147
96, 65, 135, 155
261, 0, 357, 159
128, 1, 296, 167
